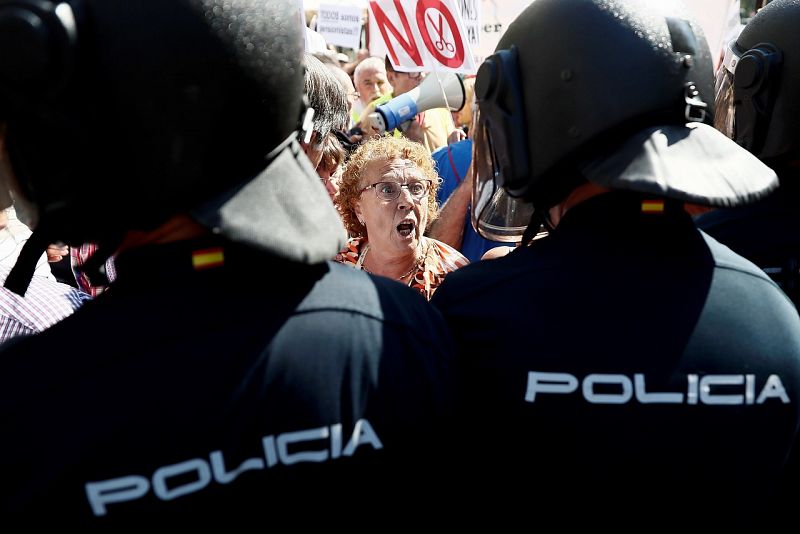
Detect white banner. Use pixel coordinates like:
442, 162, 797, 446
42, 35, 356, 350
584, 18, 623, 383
475, 0, 738, 68
685, 0, 741, 70
368, 0, 477, 74
454, 0, 481, 65
368, 0, 738, 70
476, 0, 531, 63
317, 3, 363, 49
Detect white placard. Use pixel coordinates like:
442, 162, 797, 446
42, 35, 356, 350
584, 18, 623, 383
317, 3, 364, 49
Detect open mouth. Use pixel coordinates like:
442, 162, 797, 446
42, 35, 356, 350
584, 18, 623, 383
397, 221, 416, 237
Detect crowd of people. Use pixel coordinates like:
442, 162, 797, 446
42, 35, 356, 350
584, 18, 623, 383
0, 0, 799, 528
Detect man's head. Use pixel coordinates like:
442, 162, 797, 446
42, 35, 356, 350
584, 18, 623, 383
384, 56, 423, 97
471, 0, 777, 239
715, 0, 800, 163
353, 56, 391, 108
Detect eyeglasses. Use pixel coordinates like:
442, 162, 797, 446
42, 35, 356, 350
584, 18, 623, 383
347, 91, 360, 104
360, 180, 432, 201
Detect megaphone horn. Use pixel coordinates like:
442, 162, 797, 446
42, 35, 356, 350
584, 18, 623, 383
372, 72, 465, 133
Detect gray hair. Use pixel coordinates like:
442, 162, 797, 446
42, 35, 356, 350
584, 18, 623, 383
353, 56, 385, 83
303, 54, 348, 147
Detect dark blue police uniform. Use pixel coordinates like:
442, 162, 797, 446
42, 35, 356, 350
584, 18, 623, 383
432, 192, 800, 526
0, 237, 456, 528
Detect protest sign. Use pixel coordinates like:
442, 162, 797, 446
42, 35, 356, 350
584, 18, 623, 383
368, 0, 477, 74
318, 3, 364, 49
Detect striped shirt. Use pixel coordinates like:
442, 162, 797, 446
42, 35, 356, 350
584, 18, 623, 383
0, 266, 90, 343
70, 243, 117, 297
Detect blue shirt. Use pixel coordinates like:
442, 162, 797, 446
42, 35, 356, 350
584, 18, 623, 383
432, 140, 505, 262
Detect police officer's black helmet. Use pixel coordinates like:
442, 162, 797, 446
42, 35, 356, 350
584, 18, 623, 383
472, 0, 777, 228
0, 0, 345, 293
716, 0, 800, 161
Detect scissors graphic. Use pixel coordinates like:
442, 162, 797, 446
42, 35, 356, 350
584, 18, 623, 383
427, 12, 455, 53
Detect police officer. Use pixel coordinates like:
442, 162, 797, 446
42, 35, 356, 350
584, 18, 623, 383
697, 0, 800, 306
0, 0, 455, 527
431, 0, 800, 526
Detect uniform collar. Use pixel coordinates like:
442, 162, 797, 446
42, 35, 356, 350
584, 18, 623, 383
553, 191, 692, 237
112, 236, 325, 290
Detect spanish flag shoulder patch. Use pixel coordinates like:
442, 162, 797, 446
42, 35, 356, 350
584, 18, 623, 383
192, 247, 225, 270
641, 199, 665, 214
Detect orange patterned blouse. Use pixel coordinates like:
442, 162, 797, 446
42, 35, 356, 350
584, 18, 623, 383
336, 236, 469, 300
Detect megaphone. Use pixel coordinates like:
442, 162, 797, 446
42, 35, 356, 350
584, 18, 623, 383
368, 72, 466, 133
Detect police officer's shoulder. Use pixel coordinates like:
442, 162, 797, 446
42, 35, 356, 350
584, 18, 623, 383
702, 230, 797, 303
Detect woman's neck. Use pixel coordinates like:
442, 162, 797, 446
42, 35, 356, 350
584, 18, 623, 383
362, 238, 424, 281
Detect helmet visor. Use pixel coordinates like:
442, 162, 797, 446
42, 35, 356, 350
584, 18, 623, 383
471, 100, 534, 242
713, 40, 741, 140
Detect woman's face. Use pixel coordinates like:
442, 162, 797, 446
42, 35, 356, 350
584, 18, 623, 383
354, 157, 430, 257
319, 164, 340, 202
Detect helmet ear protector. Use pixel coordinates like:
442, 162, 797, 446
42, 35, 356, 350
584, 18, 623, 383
733, 42, 782, 154
474, 45, 530, 198
0, 0, 77, 117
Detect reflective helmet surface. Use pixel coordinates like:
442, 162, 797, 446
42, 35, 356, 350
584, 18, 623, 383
716, 0, 800, 160
0, 0, 306, 244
